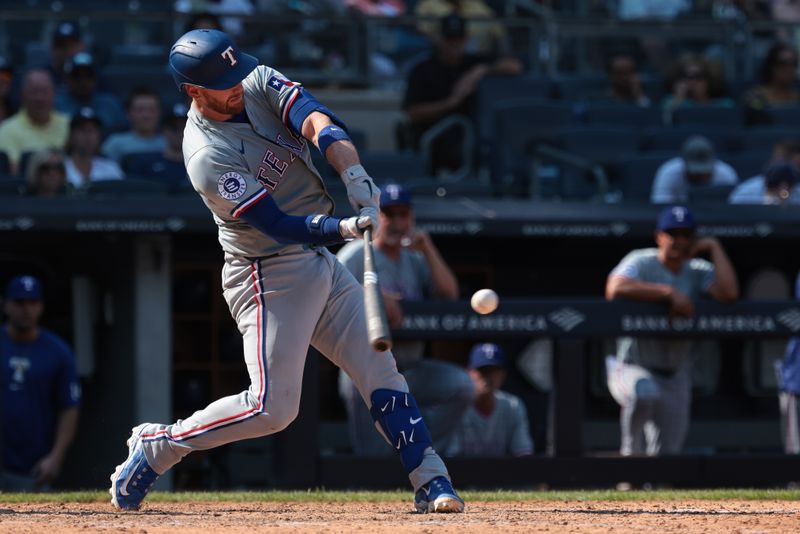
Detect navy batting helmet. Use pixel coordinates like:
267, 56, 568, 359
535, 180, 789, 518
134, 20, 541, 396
169, 29, 258, 92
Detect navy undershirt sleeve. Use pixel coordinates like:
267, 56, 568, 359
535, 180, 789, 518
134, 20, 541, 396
237, 192, 343, 246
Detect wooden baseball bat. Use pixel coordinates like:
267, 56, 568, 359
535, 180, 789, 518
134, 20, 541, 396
363, 228, 392, 352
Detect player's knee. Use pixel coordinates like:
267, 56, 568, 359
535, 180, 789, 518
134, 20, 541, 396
265, 404, 300, 432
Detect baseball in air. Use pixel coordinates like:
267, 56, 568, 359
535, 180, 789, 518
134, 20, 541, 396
471, 289, 499, 315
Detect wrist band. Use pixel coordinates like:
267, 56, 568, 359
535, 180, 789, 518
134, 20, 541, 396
318, 124, 351, 157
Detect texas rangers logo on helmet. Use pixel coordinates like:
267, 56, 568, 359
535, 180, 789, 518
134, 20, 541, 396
221, 46, 238, 66
218, 171, 247, 200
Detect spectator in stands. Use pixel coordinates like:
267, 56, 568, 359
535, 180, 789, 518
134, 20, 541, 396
729, 140, 799, 203
126, 102, 189, 192
337, 183, 474, 456
446, 343, 534, 457
24, 149, 70, 198
55, 52, 127, 134
0, 57, 15, 124
0, 275, 81, 491
174, 0, 254, 38
404, 13, 522, 175
101, 87, 166, 165
650, 135, 739, 204
778, 270, 800, 454
604, 53, 652, 107
614, 0, 691, 20
415, 0, 508, 55
729, 158, 800, 205
605, 205, 739, 457
662, 54, 735, 123
48, 21, 86, 88
64, 107, 124, 189
184, 10, 224, 32
742, 43, 800, 126
0, 69, 69, 176
345, 0, 406, 15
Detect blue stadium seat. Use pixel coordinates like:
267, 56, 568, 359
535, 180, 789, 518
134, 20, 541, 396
642, 126, 743, 154
688, 183, 737, 203
492, 98, 576, 192
672, 106, 744, 129
742, 128, 800, 153
584, 104, 662, 129
0, 178, 26, 196
723, 153, 768, 180
559, 127, 644, 162
474, 75, 559, 142
618, 154, 671, 202
555, 75, 608, 101
0, 151, 10, 177
764, 106, 800, 127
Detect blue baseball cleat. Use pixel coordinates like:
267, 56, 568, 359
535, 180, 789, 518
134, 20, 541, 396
414, 476, 465, 513
109, 424, 160, 510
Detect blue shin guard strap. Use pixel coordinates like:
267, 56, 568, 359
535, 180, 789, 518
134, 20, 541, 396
370, 389, 432, 473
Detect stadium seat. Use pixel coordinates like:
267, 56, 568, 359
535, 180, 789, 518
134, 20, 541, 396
559, 127, 644, 163
584, 104, 662, 129
84, 178, 170, 196
555, 75, 608, 102
672, 106, 744, 129
641, 126, 743, 154
474, 75, 559, 143
741, 127, 800, 153
0, 178, 26, 196
618, 154, 671, 202
493, 99, 576, 192
120, 152, 162, 174
0, 151, 10, 177
764, 106, 800, 127
724, 153, 768, 180
687, 183, 737, 203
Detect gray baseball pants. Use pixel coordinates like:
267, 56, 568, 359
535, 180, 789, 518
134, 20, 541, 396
137, 246, 448, 490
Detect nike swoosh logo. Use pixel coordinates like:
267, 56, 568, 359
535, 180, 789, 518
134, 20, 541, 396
423, 486, 431, 496
118, 467, 137, 496
409, 416, 422, 425
239, 140, 245, 154
381, 400, 391, 412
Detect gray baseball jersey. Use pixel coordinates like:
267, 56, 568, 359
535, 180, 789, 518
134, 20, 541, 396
446, 391, 534, 457
610, 248, 715, 372
134, 66, 451, 492
183, 65, 335, 258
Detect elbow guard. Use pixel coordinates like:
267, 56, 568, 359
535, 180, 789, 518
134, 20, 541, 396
285, 87, 347, 136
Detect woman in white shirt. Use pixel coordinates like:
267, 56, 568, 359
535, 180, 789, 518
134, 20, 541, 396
65, 106, 124, 188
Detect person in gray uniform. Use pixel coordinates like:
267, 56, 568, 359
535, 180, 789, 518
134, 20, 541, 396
446, 343, 534, 457
336, 183, 474, 456
109, 29, 464, 514
605, 206, 738, 456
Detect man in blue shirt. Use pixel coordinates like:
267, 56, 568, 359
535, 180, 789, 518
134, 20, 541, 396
1, 275, 81, 491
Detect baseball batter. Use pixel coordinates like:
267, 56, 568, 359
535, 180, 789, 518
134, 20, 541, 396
109, 29, 463, 513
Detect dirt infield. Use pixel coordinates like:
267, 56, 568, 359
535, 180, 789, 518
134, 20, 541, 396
0, 499, 799, 533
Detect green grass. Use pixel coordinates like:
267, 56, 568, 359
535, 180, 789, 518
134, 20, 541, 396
1, 488, 800, 504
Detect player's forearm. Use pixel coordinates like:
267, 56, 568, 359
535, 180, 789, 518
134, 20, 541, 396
301, 110, 361, 174
605, 276, 674, 302
49, 408, 79, 461
709, 244, 739, 301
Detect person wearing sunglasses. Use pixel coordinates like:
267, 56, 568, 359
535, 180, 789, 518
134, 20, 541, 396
604, 205, 739, 457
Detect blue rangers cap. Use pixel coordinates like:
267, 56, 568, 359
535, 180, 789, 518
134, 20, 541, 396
468, 343, 506, 370
380, 183, 412, 209
6, 275, 43, 300
168, 29, 258, 92
656, 205, 696, 231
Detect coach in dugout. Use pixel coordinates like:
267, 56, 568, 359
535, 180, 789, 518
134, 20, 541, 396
0, 275, 81, 491
604, 206, 738, 456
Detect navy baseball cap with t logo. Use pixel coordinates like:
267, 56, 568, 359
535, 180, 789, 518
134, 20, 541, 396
656, 205, 696, 231
380, 183, 412, 209
468, 343, 506, 370
169, 29, 258, 92
6, 275, 43, 300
